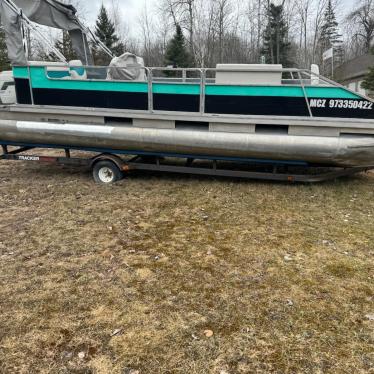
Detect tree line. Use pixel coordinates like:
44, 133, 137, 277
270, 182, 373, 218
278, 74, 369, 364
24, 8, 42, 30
137, 0, 373, 76
0, 0, 374, 79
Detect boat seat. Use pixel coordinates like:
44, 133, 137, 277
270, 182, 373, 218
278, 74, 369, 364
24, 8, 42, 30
107, 53, 147, 81
29, 61, 67, 66
43, 60, 87, 80
216, 64, 283, 85
28, 61, 70, 80
45, 64, 71, 80
69, 60, 87, 80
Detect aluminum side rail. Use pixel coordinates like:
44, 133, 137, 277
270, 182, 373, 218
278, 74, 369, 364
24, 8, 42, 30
21, 63, 373, 118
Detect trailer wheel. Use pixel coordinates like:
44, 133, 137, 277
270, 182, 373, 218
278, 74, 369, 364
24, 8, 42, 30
93, 160, 124, 184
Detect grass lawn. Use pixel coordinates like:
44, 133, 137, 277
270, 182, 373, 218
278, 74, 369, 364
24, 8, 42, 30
0, 155, 373, 373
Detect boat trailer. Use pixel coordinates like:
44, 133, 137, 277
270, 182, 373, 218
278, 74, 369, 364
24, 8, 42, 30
1, 143, 373, 184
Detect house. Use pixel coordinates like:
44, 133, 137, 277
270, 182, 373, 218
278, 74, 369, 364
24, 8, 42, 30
334, 54, 374, 97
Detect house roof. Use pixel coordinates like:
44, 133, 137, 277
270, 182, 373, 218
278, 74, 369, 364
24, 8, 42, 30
335, 54, 374, 82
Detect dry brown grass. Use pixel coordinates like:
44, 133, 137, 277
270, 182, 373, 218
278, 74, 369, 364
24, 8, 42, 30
0, 152, 373, 373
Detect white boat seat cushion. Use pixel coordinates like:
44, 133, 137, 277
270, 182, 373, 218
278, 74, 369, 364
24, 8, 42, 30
45, 64, 71, 80
69, 60, 87, 80
216, 64, 283, 85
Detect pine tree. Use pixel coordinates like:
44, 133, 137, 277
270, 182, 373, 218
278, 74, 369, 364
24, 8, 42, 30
0, 28, 10, 71
261, 4, 292, 66
49, 31, 77, 62
318, 0, 343, 74
94, 5, 124, 65
164, 24, 192, 68
319, 0, 342, 50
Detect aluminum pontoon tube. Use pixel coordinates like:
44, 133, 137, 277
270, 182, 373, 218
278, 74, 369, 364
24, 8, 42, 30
0, 120, 374, 167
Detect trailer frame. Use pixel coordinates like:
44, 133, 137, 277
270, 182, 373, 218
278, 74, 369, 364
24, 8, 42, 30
1, 143, 373, 184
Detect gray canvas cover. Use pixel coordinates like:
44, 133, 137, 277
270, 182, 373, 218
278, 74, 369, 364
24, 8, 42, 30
0, 0, 93, 65
108, 53, 146, 81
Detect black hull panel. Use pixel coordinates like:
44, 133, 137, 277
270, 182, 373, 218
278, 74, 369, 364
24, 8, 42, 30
14, 78, 374, 119
205, 95, 310, 116
14, 78, 32, 105
34, 88, 149, 111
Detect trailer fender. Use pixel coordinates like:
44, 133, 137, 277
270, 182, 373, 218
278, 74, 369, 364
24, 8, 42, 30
90, 153, 128, 172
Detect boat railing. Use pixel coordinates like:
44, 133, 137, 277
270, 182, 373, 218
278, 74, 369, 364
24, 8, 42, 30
24, 64, 372, 117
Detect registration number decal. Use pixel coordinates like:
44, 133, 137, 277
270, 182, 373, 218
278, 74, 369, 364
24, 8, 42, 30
309, 99, 373, 110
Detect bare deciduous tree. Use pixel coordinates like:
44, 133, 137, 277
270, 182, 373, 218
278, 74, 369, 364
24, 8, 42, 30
346, 0, 374, 53
29, 0, 368, 70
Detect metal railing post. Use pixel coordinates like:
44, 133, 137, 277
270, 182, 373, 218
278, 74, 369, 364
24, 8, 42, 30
298, 71, 312, 117
147, 68, 153, 113
27, 65, 34, 105
200, 69, 206, 115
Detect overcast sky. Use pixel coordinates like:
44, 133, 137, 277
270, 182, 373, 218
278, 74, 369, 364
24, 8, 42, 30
80, 0, 157, 28
79, 0, 356, 35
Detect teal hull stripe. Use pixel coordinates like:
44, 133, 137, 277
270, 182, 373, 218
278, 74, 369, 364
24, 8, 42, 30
153, 84, 200, 95
13, 66, 360, 99
13, 66, 30, 79
206, 85, 359, 99
305, 87, 358, 99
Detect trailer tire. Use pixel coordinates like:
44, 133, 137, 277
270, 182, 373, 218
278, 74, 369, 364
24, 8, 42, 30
93, 160, 124, 184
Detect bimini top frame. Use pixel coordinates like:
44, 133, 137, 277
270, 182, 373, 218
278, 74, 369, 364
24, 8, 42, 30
1, 0, 114, 64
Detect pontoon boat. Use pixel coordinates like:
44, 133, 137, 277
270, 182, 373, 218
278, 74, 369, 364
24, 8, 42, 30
0, 0, 373, 183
